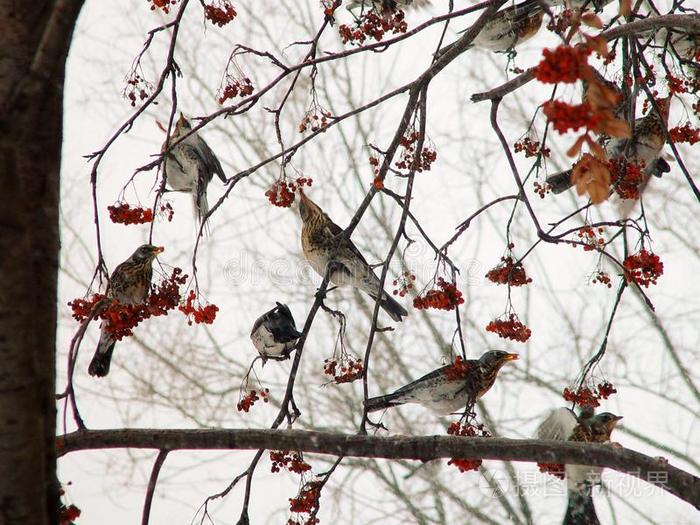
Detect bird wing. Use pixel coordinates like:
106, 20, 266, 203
268, 305, 302, 342
392, 359, 478, 395
536, 407, 578, 441
192, 137, 226, 183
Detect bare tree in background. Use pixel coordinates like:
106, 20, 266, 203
8, 0, 700, 524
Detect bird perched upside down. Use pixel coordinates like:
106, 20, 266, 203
298, 190, 408, 322
89, 244, 164, 377
366, 350, 518, 414
546, 96, 672, 208
537, 407, 623, 525
250, 302, 302, 362
162, 113, 226, 231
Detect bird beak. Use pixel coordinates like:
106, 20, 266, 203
503, 353, 519, 362
613, 415, 623, 422
153, 246, 165, 254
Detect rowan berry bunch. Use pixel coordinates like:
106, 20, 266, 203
442, 356, 471, 380
666, 73, 689, 94
446, 422, 490, 473
485, 256, 532, 286
590, 270, 612, 288
298, 109, 331, 133
623, 249, 664, 287
413, 277, 464, 311
217, 76, 253, 104
158, 202, 174, 222
68, 294, 106, 322
122, 72, 152, 107
486, 313, 531, 343
514, 137, 550, 158
323, 356, 364, 384
576, 225, 606, 252
58, 485, 81, 525
669, 122, 700, 144
237, 388, 269, 412
395, 130, 437, 172
204, 1, 237, 27
338, 9, 407, 45
368, 155, 385, 189
546, 8, 574, 33
108, 203, 154, 225
533, 180, 551, 198
148, 0, 178, 14
270, 451, 312, 474
535, 45, 592, 84
538, 462, 565, 479
288, 481, 322, 523
609, 159, 645, 200
265, 177, 313, 207
562, 381, 616, 408
178, 290, 219, 325
392, 270, 416, 298
321, 0, 341, 19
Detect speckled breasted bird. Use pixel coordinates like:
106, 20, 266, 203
250, 302, 303, 362
537, 408, 623, 525
471, 0, 545, 52
89, 244, 164, 377
546, 96, 672, 202
365, 350, 519, 414
298, 190, 408, 322
162, 113, 226, 229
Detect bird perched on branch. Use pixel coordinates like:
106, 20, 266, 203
537, 407, 623, 525
546, 96, 672, 205
250, 302, 302, 362
347, 0, 431, 16
89, 244, 164, 377
162, 113, 226, 231
470, 0, 545, 52
298, 190, 408, 322
366, 350, 519, 414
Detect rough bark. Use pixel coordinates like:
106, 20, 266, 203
0, 1, 83, 524
58, 428, 700, 509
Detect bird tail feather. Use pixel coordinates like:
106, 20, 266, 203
368, 292, 408, 322
366, 391, 405, 413
193, 190, 211, 237
564, 487, 600, 525
89, 328, 116, 377
546, 169, 574, 194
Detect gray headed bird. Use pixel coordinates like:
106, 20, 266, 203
89, 244, 164, 377
162, 113, 226, 230
298, 190, 408, 322
537, 407, 623, 525
366, 350, 519, 414
250, 302, 303, 362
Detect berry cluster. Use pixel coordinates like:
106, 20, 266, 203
204, 1, 237, 27
485, 314, 531, 343
546, 8, 574, 33
666, 73, 689, 94
108, 203, 154, 225
68, 294, 106, 322
323, 357, 364, 384
396, 131, 437, 172
178, 290, 219, 325
591, 270, 612, 288
609, 159, 644, 200
669, 122, 700, 145
237, 388, 269, 412
338, 10, 407, 45
623, 249, 664, 287
485, 256, 532, 287
148, 0, 178, 14
322, 1, 341, 19
298, 110, 331, 133
265, 177, 313, 208
538, 462, 565, 480
543, 101, 602, 134
413, 278, 464, 311
58, 485, 81, 525
442, 356, 471, 380
392, 270, 416, 297
159, 202, 174, 222
217, 77, 253, 104
123, 72, 152, 107
446, 422, 490, 473
535, 45, 592, 84
533, 180, 551, 199
270, 450, 312, 474
514, 137, 550, 158
562, 382, 616, 408
369, 155, 384, 189
289, 481, 322, 519
576, 226, 606, 252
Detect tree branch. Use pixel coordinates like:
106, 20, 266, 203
57, 428, 700, 508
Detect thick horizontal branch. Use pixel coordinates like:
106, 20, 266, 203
57, 428, 699, 508
471, 13, 700, 102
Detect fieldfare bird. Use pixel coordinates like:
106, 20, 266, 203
347, 0, 431, 15
298, 190, 408, 322
89, 244, 164, 377
365, 350, 519, 414
162, 113, 226, 230
470, 0, 545, 52
537, 407, 623, 525
546, 96, 672, 200
250, 302, 303, 362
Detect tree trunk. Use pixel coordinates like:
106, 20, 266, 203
0, 1, 83, 524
